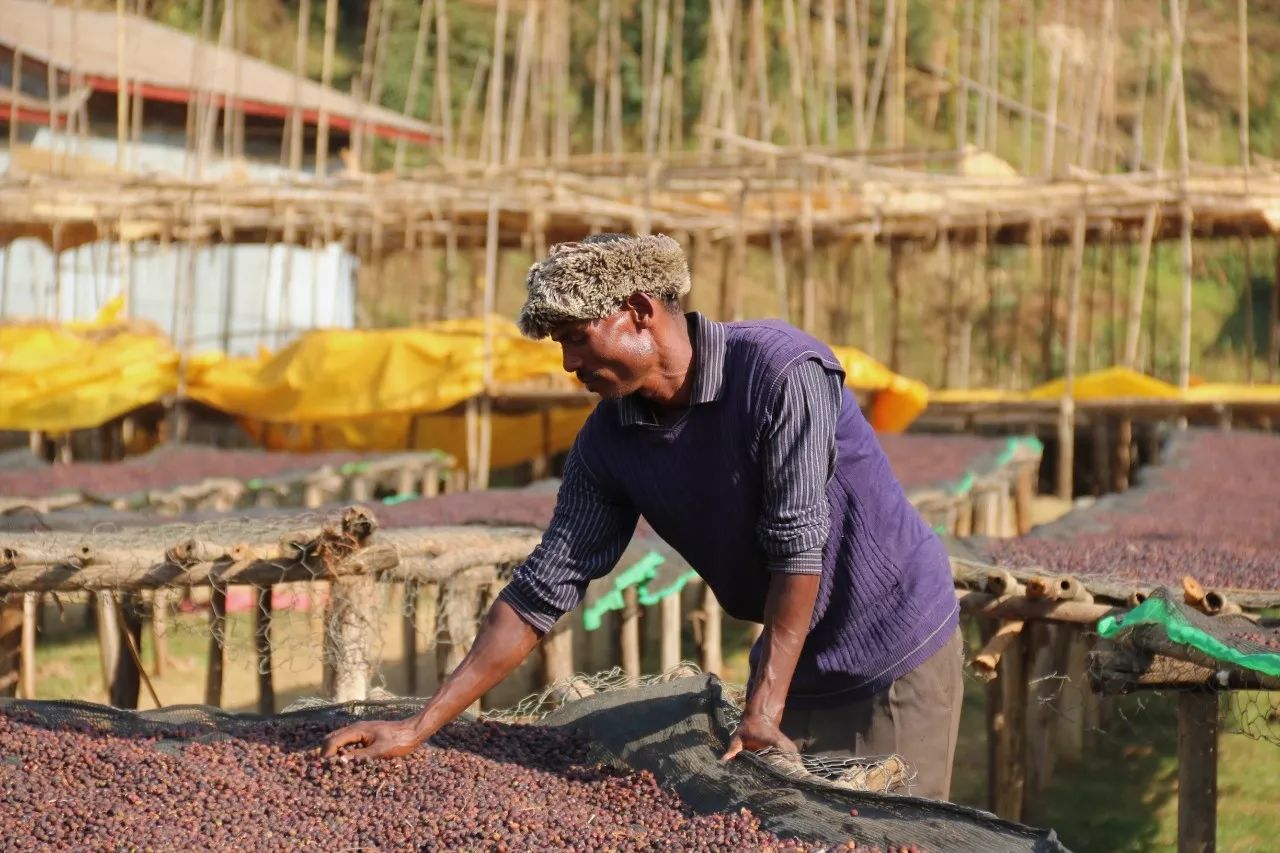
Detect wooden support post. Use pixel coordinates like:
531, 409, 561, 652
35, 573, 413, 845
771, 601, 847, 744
435, 572, 493, 713
954, 495, 974, 538
1023, 623, 1058, 812
620, 586, 641, 682
988, 620, 1027, 821
20, 593, 37, 698
1013, 462, 1035, 536
540, 619, 574, 687
660, 592, 681, 673
204, 586, 226, 707
1177, 692, 1218, 853
110, 593, 143, 709
1091, 418, 1111, 496
96, 591, 121, 699
1053, 626, 1088, 764
327, 577, 375, 703
973, 486, 1002, 537
1114, 417, 1133, 492
254, 585, 274, 714
699, 583, 722, 677
0, 597, 21, 697
402, 581, 419, 695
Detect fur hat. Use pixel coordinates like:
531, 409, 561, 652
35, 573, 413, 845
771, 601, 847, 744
517, 233, 692, 339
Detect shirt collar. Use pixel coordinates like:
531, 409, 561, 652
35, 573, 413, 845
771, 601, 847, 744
617, 312, 727, 427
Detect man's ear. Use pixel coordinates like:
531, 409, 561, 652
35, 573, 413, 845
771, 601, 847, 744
623, 292, 659, 329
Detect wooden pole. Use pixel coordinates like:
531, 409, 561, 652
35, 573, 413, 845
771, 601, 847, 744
1170, 0, 1193, 392
0, 598, 20, 697
592, 0, 611, 155
620, 587, 641, 682
699, 583, 722, 676
254, 585, 274, 714
434, 0, 454, 157
1177, 692, 1218, 853
110, 594, 143, 709
328, 577, 374, 702
96, 591, 121, 699
314, 0, 339, 177
394, 0, 433, 171
204, 585, 226, 707
1236, 0, 1250, 172
989, 625, 1028, 820
20, 593, 37, 698
151, 589, 169, 677
660, 592, 681, 672
1058, 210, 1087, 500
540, 619, 574, 687
115, 0, 128, 172
888, 241, 905, 373
505, 0, 539, 165
1272, 240, 1280, 385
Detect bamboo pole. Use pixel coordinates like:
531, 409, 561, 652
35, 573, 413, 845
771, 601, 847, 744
1170, 0, 1193, 393
1270, 239, 1279, 385
1058, 210, 1088, 500
864, 0, 897, 148
843, 0, 868, 149
1123, 207, 1159, 368
286, 0, 311, 173
699, 583, 722, 676
314, 0, 339, 177
1237, 0, 1250, 171
780, 0, 807, 146
620, 586, 641, 682
592, 0, 610, 155
956, 0, 974, 150
394, 0, 434, 172
434, 0, 454, 157
115, 0, 128, 172
505, 0, 539, 165
204, 585, 226, 707
20, 593, 37, 699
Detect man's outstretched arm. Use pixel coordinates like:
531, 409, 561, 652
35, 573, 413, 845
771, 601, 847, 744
321, 445, 639, 760
724, 358, 841, 759
321, 599, 538, 759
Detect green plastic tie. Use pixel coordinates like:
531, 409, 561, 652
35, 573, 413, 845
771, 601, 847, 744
582, 551, 699, 631
1097, 598, 1280, 678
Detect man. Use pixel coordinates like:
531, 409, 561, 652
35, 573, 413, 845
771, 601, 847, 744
322, 233, 963, 800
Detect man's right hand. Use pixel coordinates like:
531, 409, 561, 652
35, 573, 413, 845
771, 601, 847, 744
316, 599, 543, 763
321, 719, 424, 761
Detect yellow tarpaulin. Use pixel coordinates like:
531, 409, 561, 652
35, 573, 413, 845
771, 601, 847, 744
927, 367, 1280, 408
1, 305, 933, 454
186, 317, 568, 423
0, 299, 178, 432
829, 345, 930, 433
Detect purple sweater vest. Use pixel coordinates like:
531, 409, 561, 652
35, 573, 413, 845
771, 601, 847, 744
576, 320, 958, 708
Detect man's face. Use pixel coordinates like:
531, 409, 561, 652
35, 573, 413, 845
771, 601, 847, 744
551, 310, 657, 399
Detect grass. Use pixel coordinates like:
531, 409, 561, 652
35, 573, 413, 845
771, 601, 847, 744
20, 599, 1280, 851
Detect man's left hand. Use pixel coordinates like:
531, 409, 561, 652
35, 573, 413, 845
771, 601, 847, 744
721, 711, 799, 761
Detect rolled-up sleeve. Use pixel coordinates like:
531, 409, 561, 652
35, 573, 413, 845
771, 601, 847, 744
497, 445, 639, 633
756, 358, 842, 574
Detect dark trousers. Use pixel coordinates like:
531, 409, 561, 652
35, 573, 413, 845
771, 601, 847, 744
780, 627, 965, 801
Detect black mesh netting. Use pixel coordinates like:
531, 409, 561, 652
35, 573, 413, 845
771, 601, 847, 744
0, 675, 1070, 852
